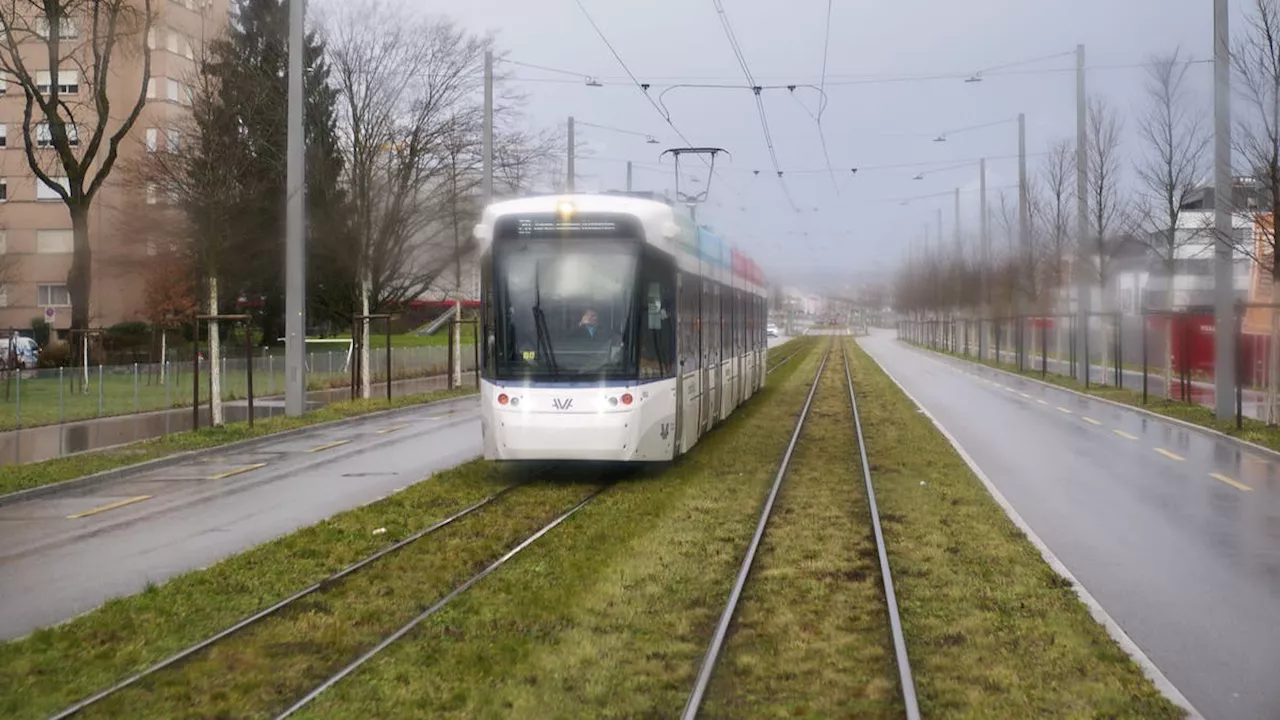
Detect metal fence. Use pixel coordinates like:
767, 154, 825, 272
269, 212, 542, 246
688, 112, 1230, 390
898, 312, 1267, 426
0, 343, 478, 466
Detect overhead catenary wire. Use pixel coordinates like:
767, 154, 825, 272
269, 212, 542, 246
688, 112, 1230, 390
814, 0, 839, 195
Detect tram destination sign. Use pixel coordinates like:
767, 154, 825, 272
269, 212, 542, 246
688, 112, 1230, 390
496, 213, 641, 240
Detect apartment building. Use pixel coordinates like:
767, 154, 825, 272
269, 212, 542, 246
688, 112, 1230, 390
0, 0, 229, 335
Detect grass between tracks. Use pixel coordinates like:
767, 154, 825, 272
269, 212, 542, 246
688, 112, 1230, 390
704, 344, 901, 718
0, 386, 477, 498
923, 341, 1280, 455
849, 339, 1183, 718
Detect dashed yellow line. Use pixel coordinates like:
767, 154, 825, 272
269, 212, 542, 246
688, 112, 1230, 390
1113, 430, 1138, 440
1209, 473, 1253, 492
1056, 406, 1073, 414
67, 495, 153, 519
377, 425, 409, 435
308, 440, 351, 453
209, 463, 268, 480
1154, 448, 1185, 462
1081, 417, 1102, 425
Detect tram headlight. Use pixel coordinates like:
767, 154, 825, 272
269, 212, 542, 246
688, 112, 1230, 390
497, 393, 509, 406
557, 200, 575, 217
621, 393, 633, 406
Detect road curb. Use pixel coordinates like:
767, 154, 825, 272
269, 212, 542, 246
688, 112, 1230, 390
0, 393, 479, 509
909, 341, 1280, 464
860, 340, 1204, 720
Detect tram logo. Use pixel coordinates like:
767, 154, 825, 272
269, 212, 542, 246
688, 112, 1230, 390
552, 397, 574, 410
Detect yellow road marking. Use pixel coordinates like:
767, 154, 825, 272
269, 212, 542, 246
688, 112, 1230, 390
1209, 473, 1253, 492
1082, 417, 1102, 425
377, 425, 408, 435
308, 440, 351, 453
209, 463, 268, 480
1057, 406, 1073, 414
67, 495, 153, 519
1113, 430, 1138, 440
1154, 448, 1185, 462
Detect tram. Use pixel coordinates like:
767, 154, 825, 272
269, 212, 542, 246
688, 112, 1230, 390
473, 192, 769, 462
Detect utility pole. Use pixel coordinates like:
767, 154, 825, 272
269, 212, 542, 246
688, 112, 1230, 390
567, 116, 576, 192
283, 0, 306, 416
1213, 0, 1235, 419
979, 158, 989, 360
626, 160, 633, 191
1018, 112, 1029, 371
1074, 44, 1090, 384
483, 51, 493, 203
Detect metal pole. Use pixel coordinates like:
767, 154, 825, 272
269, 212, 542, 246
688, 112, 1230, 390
97, 362, 102, 417
626, 160, 633, 191
245, 322, 254, 429
193, 328, 199, 431
1236, 304, 1244, 428
386, 319, 392, 403
473, 320, 481, 390
1143, 311, 1149, 404
165, 361, 170, 436
1214, 0, 1236, 419
1075, 44, 1090, 384
567, 115, 575, 193
979, 158, 989, 361
283, 0, 307, 417
483, 49, 493, 203
58, 366, 64, 457
1018, 112, 1029, 373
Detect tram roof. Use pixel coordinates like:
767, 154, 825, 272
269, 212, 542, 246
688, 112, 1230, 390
474, 193, 767, 291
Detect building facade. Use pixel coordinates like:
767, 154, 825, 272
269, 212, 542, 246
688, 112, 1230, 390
0, 0, 228, 336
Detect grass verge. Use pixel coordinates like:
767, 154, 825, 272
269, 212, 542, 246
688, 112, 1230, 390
704, 343, 900, 718
850, 339, 1183, 718
920, 341, 1280, 455
284, 339, 829, 718
0, 386, 477, 498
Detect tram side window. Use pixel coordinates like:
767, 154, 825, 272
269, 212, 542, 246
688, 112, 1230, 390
638, 250, 676, 380
720, 282, 732, 359
738, 290, 747, 355
677, 272, 699, 372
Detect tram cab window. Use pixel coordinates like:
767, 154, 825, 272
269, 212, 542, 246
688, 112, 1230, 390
491, 238, 639, 380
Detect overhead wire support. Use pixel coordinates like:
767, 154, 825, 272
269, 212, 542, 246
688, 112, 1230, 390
571, 0, 745, 202
815, 0, 840, 195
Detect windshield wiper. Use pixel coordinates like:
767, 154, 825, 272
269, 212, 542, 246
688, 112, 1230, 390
532, 261, 559, 376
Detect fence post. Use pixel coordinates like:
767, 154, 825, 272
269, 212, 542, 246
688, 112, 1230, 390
473, 320, 480, 390
133, 363, 140, 442
58, 366, 65, 458
447, 321, 457, 390
1237, 304, 1244, 429
1142, 313, 1149, 404
245, 322, 255, 429
165, 361, 171, 436
1084, 317, 1090, 389
1116, 314, 1123, 389
1041, 321, 1047, 378
14, 368, 20, 464
193, 328, 200, 432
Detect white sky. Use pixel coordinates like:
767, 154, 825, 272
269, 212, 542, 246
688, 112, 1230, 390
407, 0, 1231, 289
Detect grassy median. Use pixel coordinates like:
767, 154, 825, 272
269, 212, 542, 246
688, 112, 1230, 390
0, 387, 478, 499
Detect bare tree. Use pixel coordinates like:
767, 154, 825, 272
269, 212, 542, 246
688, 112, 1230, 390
1087, 96, 1126, 377
0, 0, 154, 335
1135, 48, 1210, 397
1234, 0, 1280, 421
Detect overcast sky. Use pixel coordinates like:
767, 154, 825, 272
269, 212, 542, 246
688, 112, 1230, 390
416, 0, 1230, 290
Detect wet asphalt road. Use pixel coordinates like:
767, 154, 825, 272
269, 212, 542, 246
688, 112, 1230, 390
0, 396, 481, 640
862, 331, 1280, 720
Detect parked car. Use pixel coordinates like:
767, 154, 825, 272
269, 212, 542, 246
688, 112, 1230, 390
766, 323, 779, 338
0, 336, 40, 370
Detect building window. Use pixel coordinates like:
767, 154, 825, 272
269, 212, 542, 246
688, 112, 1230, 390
166, 30, 179, 54
0, 230, 6, 254
37, 229, 74, 254
36, 70, 78, 95
0, 285, 8, 308
0, 71, 8, 96
0, 179, 6, 202
165, 128, 181, 152
146, 127, 157, 152
147, 27, 157, 50
146, 183, 158, 205
167, 78, 180, 102
36, 16, 77, 40
38, 284, 72, 308
0, 123, 6, 148
146, 77, 157, 99
37, 176, 69, 200
37, 123, 79, 147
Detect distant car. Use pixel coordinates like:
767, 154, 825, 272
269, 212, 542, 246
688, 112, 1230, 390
766, 323, 779, 338
0, 336, 40, 370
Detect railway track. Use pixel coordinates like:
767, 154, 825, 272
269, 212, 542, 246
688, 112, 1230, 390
681, 339, 920, 719
49, 466, 614, 719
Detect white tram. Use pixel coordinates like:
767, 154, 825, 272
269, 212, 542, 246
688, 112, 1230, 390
473, 193, 769, 462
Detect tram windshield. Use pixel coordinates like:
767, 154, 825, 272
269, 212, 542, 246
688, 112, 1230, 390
492, 239, 640, 380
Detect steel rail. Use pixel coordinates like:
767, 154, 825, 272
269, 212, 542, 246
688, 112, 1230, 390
49, 484, 522, 719
843, 345, 921, 720
680, 346, 830, 719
